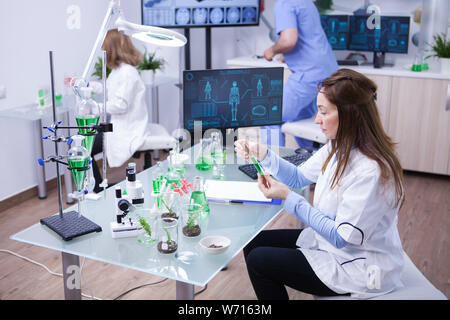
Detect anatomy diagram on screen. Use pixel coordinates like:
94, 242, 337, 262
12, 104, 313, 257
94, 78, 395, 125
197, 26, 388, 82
229, 81, 240, 122
204, 81, 212, 100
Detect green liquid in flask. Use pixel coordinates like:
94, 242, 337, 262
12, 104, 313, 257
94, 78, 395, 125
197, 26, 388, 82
76, 116, 99, 154
195, 156, 213, 171
68, 157, 90, 192
189, 191, 210, 215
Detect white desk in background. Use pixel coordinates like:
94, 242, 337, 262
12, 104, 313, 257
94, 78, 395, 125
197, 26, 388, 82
144, 74, 181, 125
144, 74, 181, 160
0, 103, 74, 203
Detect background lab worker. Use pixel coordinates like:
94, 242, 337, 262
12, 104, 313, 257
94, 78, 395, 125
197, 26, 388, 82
262, 0, 338, 148
235, 69, 406, 299
91, 29, 149, 192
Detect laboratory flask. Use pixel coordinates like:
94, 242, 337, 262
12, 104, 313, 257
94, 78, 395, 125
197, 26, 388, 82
67, 135, 90, 193
76, 87, 100, 154
195, 138, 213, 171
189, 176, 210, 216
210, 131, 226, 179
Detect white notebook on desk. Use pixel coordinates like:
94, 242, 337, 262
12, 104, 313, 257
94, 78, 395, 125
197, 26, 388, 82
204, 180, 272, 203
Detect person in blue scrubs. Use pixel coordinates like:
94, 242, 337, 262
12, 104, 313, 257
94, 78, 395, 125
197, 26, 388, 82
262, 0, 338, 148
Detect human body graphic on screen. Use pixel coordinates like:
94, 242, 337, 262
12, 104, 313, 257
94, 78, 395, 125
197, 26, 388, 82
229, 81, 240, 122
204, 81, 212, 100
257, 79, 263, 96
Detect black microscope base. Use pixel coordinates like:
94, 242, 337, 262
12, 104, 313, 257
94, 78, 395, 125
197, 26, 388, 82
40, 211, 102, 241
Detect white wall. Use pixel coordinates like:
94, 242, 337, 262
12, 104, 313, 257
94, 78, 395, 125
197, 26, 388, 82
0, 0, 112, 201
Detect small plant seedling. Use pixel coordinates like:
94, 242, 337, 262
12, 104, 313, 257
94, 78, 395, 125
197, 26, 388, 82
162, 226, 173, 245
161, 198, 174, 214
185, 209, 199, 229
139, 217, 151, 236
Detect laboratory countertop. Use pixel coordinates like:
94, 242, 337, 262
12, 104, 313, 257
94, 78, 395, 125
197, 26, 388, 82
226, 55, 450, 81
10, 145, 300, 288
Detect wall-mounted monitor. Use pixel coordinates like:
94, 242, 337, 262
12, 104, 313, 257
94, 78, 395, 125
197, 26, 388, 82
142, 0, 260, 28
348, 15, 410, 53
320, 15, 349, 50
183, 67, 284, 131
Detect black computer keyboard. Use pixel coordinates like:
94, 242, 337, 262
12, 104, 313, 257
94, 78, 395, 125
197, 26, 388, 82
337, 59, 361, 66
238, 149, 312, 180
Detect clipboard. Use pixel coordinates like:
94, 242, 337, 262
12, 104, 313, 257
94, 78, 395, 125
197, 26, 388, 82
204, 180, 282, 205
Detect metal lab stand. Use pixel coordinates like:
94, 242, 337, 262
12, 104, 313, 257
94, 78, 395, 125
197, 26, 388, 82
0, 103, 74, 203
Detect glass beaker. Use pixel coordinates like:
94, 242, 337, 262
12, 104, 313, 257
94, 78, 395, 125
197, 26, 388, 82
167, 150, 185, 184
157, 217, 178, 254
159, 188, 180, 220
37, 86, 50, 107
181, 203, 203, 238
210, 132, 226, 179
189, 176, 210, 216
135, 208, 159, 246
195, 138, 213, 171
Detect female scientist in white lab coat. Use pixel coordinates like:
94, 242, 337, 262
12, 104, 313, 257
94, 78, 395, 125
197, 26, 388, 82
235, 68, 406, 299
91, 29, 148, 192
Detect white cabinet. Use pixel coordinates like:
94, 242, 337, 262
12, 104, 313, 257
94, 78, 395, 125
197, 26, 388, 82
388, 77, 450, 175
365, 75, 393, 133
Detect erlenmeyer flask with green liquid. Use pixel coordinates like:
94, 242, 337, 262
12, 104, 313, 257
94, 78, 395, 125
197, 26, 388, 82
76, 87, 100, 154
195, 138, 213, 171
189, 176, 210, 216
68, 135, 90, 193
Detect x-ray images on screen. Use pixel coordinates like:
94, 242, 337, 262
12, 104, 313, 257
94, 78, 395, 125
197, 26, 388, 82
142, 0, 260, 27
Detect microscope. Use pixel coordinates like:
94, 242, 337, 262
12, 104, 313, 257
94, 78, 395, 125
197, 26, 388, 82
110, 165, 145, 238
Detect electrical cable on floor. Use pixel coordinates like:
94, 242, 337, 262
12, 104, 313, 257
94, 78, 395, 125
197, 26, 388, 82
195, 284, 208, 296
112, 278, 169, 300
0, 249, 102, 300
1, 249, 171, 300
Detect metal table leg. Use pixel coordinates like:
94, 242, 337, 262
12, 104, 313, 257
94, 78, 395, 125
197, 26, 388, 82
34, 119, 47, 199
176, 281, 194, 300
62, 252, 82, 300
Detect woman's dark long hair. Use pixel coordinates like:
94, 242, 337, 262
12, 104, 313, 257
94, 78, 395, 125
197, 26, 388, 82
318, 68, 405, 208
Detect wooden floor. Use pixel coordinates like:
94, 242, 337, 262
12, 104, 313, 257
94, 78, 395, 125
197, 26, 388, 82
0, 150, 449, 300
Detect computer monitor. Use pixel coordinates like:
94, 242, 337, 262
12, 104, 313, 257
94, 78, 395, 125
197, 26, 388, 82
183, 67, 284, 131
348, 15, 410, 53
320, 15, 349, 50
142, 0, 260, 28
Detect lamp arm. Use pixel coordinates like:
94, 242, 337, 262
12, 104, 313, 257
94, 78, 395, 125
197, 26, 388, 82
260, 14, 277, 43
81, 1, 120, 82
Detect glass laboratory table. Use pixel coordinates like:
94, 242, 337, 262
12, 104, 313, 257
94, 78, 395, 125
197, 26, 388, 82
10, 145, 304, 300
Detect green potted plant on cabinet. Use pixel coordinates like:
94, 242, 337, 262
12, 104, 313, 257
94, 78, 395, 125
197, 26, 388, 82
91, 57, 111, 80
137, 50, 165, 84
426, 33, 450, 74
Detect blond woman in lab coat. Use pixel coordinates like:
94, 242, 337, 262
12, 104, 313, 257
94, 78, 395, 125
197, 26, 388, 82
235, 68, 406, 299
91, 29, 148, 192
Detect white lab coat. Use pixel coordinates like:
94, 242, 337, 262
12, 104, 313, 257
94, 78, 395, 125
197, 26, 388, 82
104, 63, 148, 167
297, 142, 405, 299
